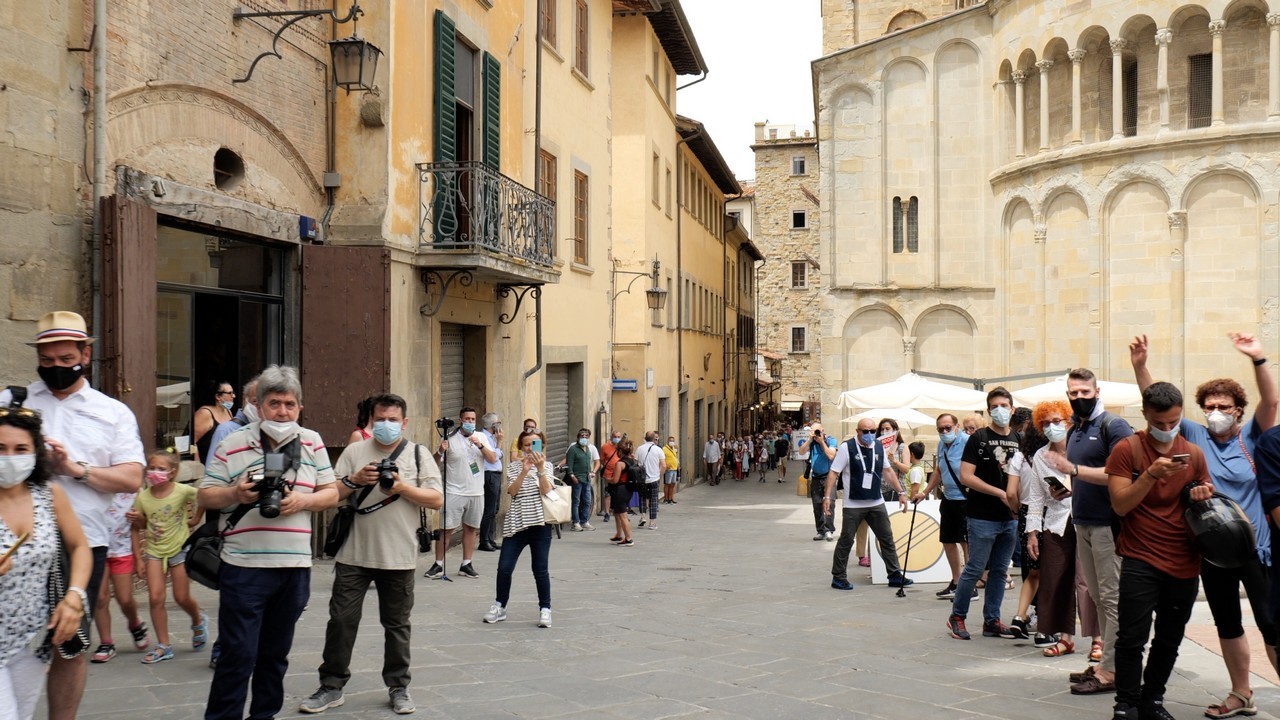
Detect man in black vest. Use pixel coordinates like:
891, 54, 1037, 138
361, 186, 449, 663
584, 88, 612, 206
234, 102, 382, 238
824, 419, 912, 590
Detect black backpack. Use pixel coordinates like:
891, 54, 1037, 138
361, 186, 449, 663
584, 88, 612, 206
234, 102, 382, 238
624, 458, 647, 493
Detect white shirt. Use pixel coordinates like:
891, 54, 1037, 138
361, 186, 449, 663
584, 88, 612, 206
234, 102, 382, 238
635, 441, 663, 482
2, 381, 145, 547
828, 441, 887, 510
1016, 447, 1074, 537
443, 430, 492, 496
703, 440, 721, 463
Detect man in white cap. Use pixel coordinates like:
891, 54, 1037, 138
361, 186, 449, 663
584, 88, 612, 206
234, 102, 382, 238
0, 310, 145, 720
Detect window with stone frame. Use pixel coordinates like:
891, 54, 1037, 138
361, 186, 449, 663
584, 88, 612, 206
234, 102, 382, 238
790, 326, 807, 353
1188, 54, 1212, 129
539, 0, 556, 48
572, 170, 588, 264
791, 156, 807, 175
538, 149, 557, 247
907, 196, 919, 252
892, 197, 904, 253
791, 261, 807, 289
790, 210, 808, 230
1122, 60, 1138, 137
573, 0, 589, 76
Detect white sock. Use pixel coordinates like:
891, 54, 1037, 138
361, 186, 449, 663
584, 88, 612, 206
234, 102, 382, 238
461, 559, 472, 567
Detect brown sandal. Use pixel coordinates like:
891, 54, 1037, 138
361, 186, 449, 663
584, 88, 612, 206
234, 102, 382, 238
1069, 665, 1095, 683
1044, 639, 1076, 657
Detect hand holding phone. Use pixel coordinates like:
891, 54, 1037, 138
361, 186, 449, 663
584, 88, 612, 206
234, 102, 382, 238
532, 438, 543, 454
1171, 453, 1191, 463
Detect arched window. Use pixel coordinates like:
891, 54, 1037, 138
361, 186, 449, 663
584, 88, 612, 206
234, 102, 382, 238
907, 196, 919, 252
892, 197, 904, 253
886, 10, 927, 34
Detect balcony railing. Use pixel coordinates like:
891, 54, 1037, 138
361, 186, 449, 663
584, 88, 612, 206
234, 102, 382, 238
417, 161, 555, 267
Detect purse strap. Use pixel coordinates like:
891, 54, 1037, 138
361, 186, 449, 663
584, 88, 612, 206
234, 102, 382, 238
1238, 431, 1257, 476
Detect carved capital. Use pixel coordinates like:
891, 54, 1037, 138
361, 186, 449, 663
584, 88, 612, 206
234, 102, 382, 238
1109, 38, 1129, 54
1209, 19, 1226, 36
1155, 28, 1173, 46
1168, 211, 1187, 229
1068, 48, 1087, 63
1269, 13, 1280, 28
1033, 225, 1048, 242
1036, 59, 1055, 72
1012, 70, 1027, 85
902, 337, 917, 355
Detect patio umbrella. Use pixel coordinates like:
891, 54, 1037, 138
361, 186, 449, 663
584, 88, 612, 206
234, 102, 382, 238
838, 373, 987, 411
840, 407, 937, 429
1011, 375, 1143, 408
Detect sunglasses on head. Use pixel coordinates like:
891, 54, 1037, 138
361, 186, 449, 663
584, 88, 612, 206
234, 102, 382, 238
0, 407, 41, 420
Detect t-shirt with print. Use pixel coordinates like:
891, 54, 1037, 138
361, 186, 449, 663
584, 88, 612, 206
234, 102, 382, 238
960, 427, 1022, 521
333, 439, 442, 571
1105, 432, 1206, 579
200, 423, 335, 569
105, 492, 137, 558
443, 430, 491, 496
133, 483, 198, 561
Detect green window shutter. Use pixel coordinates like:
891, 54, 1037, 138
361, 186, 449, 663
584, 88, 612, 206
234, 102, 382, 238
433, 10, 456, 164
482, 52, 501, 169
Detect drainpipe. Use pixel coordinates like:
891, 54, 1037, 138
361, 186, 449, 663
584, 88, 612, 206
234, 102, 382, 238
523, 289, 543, 380
90, 0, 106, 385
677, 70, 708, 92
320, 15, 337, 237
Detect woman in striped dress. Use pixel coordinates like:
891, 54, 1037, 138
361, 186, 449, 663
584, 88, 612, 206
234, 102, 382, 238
483, 430, 555, 628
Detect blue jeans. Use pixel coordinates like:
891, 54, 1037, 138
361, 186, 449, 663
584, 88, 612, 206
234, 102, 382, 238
496, 524, 552, 610
571, 478, 594, 526
205, 564, 310, 720
950, 517, 1017, 623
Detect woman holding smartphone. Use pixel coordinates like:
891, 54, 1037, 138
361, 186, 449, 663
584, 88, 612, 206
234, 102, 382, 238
484, 430, 555, 628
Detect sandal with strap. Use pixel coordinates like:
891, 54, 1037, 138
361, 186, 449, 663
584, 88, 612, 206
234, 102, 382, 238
1089, 639, 1103, 663
1044, 639, 1076, 657
1206, 690, 1258, 718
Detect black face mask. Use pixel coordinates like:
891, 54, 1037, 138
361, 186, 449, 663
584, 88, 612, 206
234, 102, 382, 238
38, 363, 84, 391
1070, 396, 1098, 419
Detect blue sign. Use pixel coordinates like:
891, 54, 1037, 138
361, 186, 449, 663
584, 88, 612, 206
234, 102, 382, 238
612, 379, 638, 392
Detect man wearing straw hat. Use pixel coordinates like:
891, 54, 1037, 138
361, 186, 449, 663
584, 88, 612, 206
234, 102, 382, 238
0, 311, 145, 720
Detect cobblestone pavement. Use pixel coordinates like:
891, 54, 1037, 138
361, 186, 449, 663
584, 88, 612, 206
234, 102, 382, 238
67, 477, 1278, 719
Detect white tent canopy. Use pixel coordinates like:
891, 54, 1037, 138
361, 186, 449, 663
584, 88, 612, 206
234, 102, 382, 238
838, 373, 987, 412
840, 407, 937, 429
1011, 375, 1143, 408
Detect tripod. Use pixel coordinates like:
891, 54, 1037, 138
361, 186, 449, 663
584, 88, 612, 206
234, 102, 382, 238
430, 419, 458, 582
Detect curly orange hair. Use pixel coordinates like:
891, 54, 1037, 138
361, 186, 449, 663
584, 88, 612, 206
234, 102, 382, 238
1032, 400, 1073, 429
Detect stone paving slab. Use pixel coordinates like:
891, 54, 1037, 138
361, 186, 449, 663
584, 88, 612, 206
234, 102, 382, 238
57, 477, 1280, 719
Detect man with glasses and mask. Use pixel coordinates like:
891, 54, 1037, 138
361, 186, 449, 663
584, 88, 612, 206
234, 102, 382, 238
0, 311, 145, 720
913, 413, 970, 599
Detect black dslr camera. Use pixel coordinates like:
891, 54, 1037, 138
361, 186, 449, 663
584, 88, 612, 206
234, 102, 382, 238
254, 452, 289, 518
374, 458, 399, 491
435, 417, 456, 434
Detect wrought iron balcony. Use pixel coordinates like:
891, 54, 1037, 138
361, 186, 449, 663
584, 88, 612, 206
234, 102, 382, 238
416, 161, 558, 284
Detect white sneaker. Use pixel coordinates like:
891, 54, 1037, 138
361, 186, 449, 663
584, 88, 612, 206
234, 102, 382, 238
483, 602, 507, 623
538, 608, 552, 628
581, 522, 594, 531
825, 532, 834, 542
571, 523, 581, 532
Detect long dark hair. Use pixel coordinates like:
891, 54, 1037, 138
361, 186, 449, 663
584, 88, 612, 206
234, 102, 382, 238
0, 411, 51, 487
1018, 418, 1047, 459
354, 396, 375, 429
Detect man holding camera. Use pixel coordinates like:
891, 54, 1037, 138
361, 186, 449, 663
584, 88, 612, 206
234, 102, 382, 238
801, 423, 838, 541
426, 406, 496, 579
300, 394, 442, 715
199, 365, 337, 720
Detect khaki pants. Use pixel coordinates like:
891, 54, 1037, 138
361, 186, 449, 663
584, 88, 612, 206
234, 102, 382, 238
1076, 524, 1121, 673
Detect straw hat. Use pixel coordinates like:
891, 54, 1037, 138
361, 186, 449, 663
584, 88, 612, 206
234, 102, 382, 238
30, 311, 96, 346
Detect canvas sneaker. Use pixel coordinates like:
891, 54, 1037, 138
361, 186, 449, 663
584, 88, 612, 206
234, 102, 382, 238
571, 523, 581, 532
388, 687, 415, 715
824, 532, 835, 542
1009, 616, 1031, 639
483, 602, 507, 624
538, 609, 552, 628
813, 532, 825, 541
581, 522, 594, 531
947, 615, 970, 640
887, 573, 914, 588
299, 687, 345, 714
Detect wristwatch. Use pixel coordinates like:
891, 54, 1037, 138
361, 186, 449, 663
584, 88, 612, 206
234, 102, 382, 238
75, 461, 91, 483
1071, 464, 1079, 478
66, 585, 90, 614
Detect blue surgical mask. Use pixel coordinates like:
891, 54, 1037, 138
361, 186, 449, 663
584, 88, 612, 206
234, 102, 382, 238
578, 437, 589, 446
940, 430, 956, 444
220, 401, 234, 410
990, 406, 1012, 427
461, 422, 476, 435
860, 432, 876, 445
373, 420, 402, 445
1044, 422, 1068, 443
1149, 424, 1180, 444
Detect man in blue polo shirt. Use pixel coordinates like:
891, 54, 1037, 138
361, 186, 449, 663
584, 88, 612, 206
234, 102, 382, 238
800, 423, 838, 541
914, 413, 970, 599
1041, 367, 1133, 694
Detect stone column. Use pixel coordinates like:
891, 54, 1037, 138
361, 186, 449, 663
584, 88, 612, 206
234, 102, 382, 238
1269, 14, 1280, 118
1156, 29, 1172, 130
1169, 211, 1187, 388
1036, 60, 1054, 151
1210, 20, 1226, 126
1013, 71, 1027, 157
1069, 49, 1086, 143
1110, 39, 1129, 139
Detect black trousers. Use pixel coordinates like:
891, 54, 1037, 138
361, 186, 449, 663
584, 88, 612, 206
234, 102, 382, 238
809, 471, 834, 534
1113, 556, 1199, 709
479, 470, 502, 546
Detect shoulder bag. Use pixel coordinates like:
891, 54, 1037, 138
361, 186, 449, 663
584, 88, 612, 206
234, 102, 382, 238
39, 529, 91, 660
324, 440, 408, 557
541, 468, 572, 525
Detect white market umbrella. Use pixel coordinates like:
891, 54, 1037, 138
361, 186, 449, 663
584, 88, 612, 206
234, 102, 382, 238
838, 372, 986, 412
841, 407, 937, 429
1011, 375, 1143, 408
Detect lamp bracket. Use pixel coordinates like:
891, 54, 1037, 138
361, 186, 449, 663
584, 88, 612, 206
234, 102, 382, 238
418, 268, 474, 317
497, 284, 541, 325
231, 2, 363, 84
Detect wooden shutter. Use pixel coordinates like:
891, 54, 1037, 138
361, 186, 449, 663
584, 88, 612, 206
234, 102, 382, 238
100, 195, 157, 447
482, 52, 501, 170
433, 10, 456, 164
300, 245, 390, 445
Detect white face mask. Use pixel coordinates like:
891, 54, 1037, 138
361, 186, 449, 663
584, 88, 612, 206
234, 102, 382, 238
1206, 410, 1236, 435
260, 420, 300, 443
243, 403, 260, 424
990, 406, 1012, 427
0, 454, 36, 489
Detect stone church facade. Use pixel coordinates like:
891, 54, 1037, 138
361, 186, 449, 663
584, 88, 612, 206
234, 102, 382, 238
815, 0, 1280, 432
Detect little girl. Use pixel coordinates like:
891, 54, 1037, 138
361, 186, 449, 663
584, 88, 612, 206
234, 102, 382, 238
129, 451, 207, 664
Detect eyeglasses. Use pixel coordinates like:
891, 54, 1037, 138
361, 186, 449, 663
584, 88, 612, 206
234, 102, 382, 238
0, 407, 41, 420
1203, 404, 1236, 413
216, 390, 235, 397
937, 425, 954, 432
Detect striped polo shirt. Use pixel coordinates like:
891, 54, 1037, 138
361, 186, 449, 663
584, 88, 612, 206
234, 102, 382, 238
201, 423, 335, 568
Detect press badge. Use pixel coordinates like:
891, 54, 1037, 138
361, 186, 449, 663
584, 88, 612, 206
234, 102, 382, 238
862, 472, 874, 490
470, 462, 481, 475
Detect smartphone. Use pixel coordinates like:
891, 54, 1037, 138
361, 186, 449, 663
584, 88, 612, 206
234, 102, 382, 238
1044, 476, 1069, 493
531, 439, 543, 453
0, 531, 29, 563
1171, 454, 1191, 463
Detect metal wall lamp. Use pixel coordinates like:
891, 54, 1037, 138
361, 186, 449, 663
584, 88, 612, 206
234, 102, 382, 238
232, 1, 382, 91
612, 257, 668, 311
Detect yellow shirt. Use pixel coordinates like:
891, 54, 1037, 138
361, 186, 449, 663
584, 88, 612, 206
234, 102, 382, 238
133, 483, 198, 561
663, 444, 680, 471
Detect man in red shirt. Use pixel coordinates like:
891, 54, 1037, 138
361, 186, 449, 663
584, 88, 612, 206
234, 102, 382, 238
1105, 382, 1214, 720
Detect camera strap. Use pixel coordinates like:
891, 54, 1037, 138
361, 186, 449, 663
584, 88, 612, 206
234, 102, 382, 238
351, 440, 410, 516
